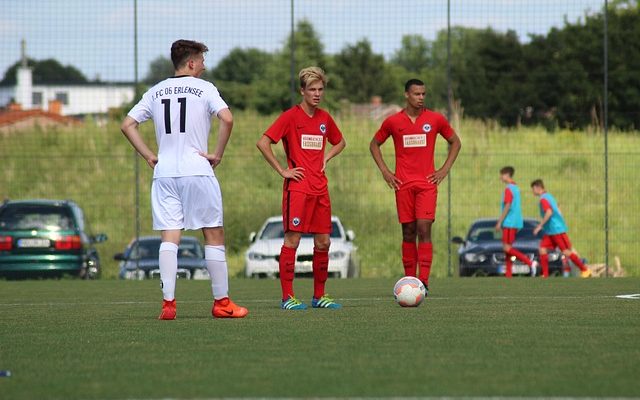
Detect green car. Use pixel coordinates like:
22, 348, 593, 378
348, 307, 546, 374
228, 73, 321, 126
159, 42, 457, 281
0, 199, 107, 279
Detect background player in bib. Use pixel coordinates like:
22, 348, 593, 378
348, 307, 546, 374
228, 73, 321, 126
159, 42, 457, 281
370, 79, 461, 293
121, 39, 248, 320
256, 67, 346, 310
530, 179, 592, 278
494, 166, 537, 278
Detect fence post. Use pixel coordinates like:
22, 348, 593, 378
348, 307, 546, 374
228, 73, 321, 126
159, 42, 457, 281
446, 0, 453, 278
289, 0, 296, 107
603, 0, 609, 277
133, 0, 140, 270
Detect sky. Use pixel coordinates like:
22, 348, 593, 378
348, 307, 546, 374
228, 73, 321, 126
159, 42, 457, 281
0, 0, 605, 82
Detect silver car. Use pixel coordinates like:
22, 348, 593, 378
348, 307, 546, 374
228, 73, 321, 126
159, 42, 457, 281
244, 216, 359, 278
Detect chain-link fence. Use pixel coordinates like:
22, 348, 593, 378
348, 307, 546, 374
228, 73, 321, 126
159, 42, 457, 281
1, 0, 637, 278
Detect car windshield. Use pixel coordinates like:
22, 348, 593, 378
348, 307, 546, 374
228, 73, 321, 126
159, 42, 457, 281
0, 204, 76, 231
127, 239, 203, 260
259, 221, 342, 240
467, 221, 540, 242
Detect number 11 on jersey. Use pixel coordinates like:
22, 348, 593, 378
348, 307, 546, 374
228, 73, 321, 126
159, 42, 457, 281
161, 97, 187, 134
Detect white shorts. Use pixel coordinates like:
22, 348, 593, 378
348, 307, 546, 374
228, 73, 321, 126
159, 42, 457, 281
151, 176, 223, 231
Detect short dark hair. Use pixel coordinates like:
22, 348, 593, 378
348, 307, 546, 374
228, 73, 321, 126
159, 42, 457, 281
530, 179, 545, 189
171, 39, 208, 70
404, 78, 425, 92
500, 166, 515, 177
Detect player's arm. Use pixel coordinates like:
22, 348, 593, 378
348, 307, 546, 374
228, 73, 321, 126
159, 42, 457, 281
199, 108, 233, 168
256, 135, 304, 181
534, 204, 553, 235
322, 138, 346, 172
369, 138, 402, 190
120, 116, 157, 169
427, 132, 462, 185
495, 203, 511, 231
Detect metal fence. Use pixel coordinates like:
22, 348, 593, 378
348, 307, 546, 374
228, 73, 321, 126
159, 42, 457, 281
1, 0, 637, 278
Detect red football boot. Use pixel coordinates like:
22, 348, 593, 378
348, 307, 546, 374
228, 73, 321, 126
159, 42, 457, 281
212, 297, 248, 318
158, 299, 176, 320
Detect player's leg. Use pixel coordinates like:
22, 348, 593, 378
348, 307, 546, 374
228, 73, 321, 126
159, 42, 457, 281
415, 185, 437, 289
416, 219, 433, 288
556, 234, 590, 277
538, 235, 553, 278
397, 188, 418, 277
308, 193, 340, 308
502, 229, 515, 278
152, 178, 183, 320
280, 230, 305, 309
182, 176, 247, 318
503, 228, 535, 276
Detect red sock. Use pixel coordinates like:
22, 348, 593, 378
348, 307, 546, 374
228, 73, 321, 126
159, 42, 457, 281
507, 248, 533, 266
505, 254, 513, 278
401, 241, 417, 277
569, 253, 587, 272
312, 248, 329, 299
417, 242, 433, 286
279, 245, 296, 300
540, 253, 549, 277
562, 256, 571, 274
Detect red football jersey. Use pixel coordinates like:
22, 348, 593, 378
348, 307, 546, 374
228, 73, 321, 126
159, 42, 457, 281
374, 109, 455, 188
264, 105, 343, 195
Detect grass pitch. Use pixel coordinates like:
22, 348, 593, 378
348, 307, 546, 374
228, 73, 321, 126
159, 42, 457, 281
0, 277, 639, 399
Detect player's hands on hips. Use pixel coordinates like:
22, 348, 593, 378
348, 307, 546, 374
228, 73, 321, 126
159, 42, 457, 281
281, 167, 305, 182
427, 167, 449, 185
145, 155, 158, 169
198, 152, 222, 168
382, 170, 402, 190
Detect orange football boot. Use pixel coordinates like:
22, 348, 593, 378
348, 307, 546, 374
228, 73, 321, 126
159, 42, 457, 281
212, 297, 248, 318
158, 299, 176, 320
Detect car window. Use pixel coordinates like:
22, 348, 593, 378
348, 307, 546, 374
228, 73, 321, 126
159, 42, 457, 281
0, 205, 76, 231
467, 221, 541, 242
127, 239, 203, 259
259, 221, 342, 239
178, 241, 202, 258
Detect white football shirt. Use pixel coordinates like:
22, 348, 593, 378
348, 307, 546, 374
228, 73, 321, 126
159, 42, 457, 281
128, 76, 229, 178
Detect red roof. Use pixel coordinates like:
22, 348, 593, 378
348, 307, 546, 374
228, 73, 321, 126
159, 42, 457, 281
0, 109, 80, 128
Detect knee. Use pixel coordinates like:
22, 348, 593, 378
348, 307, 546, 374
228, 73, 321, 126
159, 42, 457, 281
314, 237, 331, 251
539, 248, 548, 255
284, 234, 301, 249
503, 243, 511, 252
562, 249, 572, 257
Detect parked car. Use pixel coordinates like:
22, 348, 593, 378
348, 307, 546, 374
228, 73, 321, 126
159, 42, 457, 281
245, 215, 359, 278
115, 236, 209, 280
452, 218, 562, 277
0, 199, 107, 279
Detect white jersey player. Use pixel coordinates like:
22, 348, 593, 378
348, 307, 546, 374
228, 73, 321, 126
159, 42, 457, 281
121, 39, 248, 320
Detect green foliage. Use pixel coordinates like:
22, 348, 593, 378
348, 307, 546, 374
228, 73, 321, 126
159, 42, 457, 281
143, 56, 174, 84
1, 58, 89, 85
392, 34, 432, 73
1, 278, 639, 399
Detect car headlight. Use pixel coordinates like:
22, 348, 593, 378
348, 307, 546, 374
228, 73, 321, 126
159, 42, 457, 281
329, 251, 346, 260
548, 252, 561, 262
464, 253, 487, 263
248, 252, 267, 261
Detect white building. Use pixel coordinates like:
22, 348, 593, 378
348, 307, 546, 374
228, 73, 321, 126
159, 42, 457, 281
0, 41, 135, 117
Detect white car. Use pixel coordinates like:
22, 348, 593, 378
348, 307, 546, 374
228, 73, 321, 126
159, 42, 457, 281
245, 216, 359, 279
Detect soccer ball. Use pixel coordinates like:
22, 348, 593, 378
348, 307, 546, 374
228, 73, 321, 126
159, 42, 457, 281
393, 276, 426, 307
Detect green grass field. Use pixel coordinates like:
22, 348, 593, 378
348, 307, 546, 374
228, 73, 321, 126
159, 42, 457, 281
0, 113, 638, 278
1, 277, 639, 399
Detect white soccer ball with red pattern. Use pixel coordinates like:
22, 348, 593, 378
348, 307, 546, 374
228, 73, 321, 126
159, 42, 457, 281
393, 276, 426, 307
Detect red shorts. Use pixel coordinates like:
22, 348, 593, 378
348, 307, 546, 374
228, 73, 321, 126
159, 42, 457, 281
282, 190, 332, 234
540, 233, 572, 251
502, 228, 518, 244
395, 183, 437, 223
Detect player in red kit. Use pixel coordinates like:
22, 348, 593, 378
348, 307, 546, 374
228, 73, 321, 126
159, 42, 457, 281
370, 79, 461, 294
257, 67, 346, 310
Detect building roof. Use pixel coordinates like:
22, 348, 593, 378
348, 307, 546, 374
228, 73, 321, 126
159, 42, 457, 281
0, 108, 80, 131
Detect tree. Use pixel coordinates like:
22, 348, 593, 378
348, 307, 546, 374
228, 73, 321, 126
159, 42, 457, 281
211, 48, 271, 84
392, 34, 432, 73
254, 19, 327, 114
1, 58, 88, 85
332, 39, 396, 103
144, 56, 174, 84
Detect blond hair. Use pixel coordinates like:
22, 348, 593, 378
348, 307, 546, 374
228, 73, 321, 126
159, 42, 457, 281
299, 66, 327, 89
